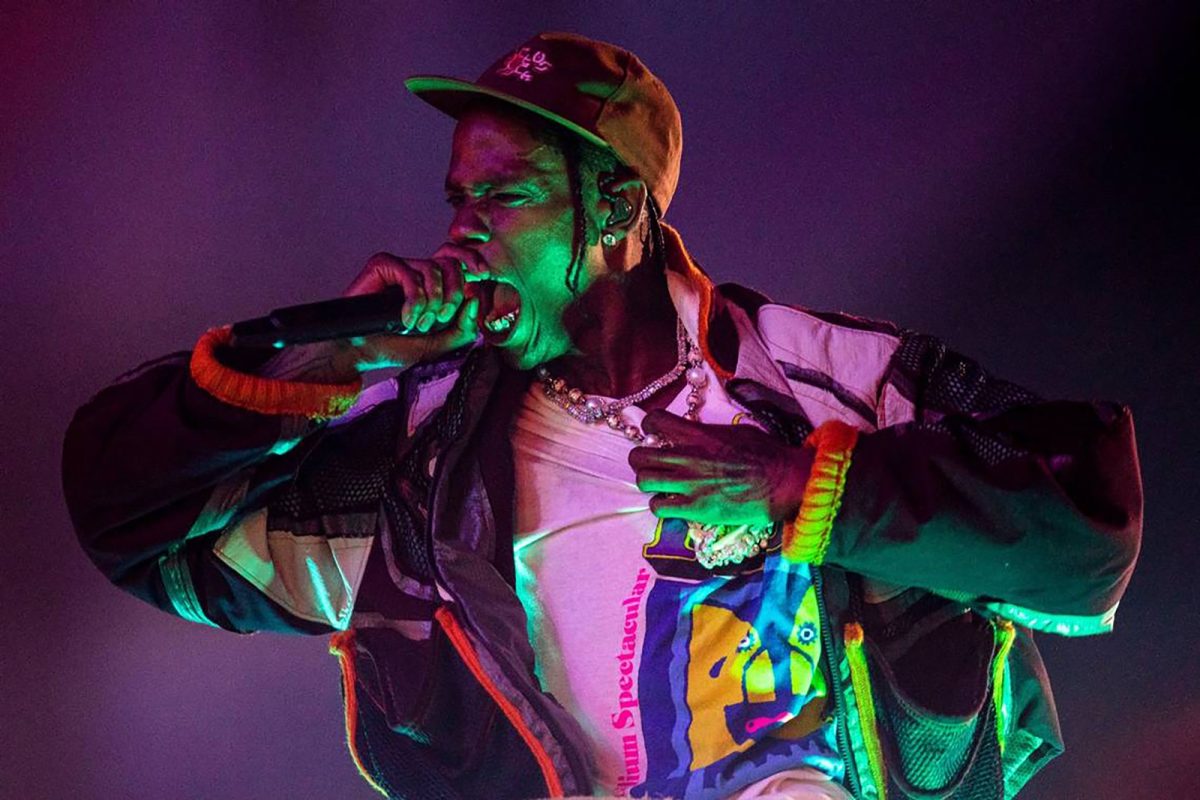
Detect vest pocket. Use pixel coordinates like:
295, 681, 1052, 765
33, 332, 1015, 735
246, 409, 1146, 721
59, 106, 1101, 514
850, 613, 1007, 799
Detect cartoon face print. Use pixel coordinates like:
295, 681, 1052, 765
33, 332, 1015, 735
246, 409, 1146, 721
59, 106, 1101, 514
683, 582, 826, 770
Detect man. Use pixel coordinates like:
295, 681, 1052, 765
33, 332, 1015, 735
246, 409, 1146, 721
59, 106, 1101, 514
63, 32, 1142, 800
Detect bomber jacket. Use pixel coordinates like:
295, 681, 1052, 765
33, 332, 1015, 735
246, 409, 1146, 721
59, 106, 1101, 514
63, 227, 1142, 800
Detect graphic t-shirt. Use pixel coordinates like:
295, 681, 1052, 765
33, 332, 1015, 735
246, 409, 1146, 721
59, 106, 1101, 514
512, 359, 844, 800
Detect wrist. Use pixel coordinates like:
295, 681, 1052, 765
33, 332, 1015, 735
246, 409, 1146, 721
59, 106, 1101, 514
259, 340, 359, 383
781, 444, 816, 520
782, 420, 859, 565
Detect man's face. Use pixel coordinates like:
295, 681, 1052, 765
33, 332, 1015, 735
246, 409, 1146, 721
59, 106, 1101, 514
444, 105, 597, 369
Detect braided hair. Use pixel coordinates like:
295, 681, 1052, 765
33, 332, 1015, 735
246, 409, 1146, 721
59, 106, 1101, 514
544, 125, 667, 294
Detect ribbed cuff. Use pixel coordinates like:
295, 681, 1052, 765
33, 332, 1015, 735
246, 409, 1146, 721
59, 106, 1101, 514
782, 419, 859, 564
189, 326, 362, 421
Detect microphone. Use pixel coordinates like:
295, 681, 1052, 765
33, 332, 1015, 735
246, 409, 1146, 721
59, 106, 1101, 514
229, 287, 412, 349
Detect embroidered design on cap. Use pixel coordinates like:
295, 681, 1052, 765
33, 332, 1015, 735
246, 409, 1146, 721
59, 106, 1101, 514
497, 47, 553, 82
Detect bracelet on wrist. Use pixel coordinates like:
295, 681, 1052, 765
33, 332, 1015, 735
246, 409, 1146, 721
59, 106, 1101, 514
782, 419, 859, 565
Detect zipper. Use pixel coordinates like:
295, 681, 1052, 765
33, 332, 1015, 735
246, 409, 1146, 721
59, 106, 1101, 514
420, 365, 586, 797
434, 606, 564, 798
328, 630, 391, 799
813, 565, 864, 798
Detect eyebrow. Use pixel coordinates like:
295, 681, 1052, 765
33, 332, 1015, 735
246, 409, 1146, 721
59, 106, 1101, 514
444, 179, 485, 194
443, 175, 544, 195
445, 146, 563, 194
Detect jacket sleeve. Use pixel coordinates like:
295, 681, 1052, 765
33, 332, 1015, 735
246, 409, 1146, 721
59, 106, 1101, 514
822, 332, 1143, 636
62, 350, 353, 635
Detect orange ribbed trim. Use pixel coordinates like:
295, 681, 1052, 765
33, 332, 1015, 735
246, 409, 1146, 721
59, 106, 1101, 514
434, 606, 565, 798
189, 326, 362, 420
659, 222, 733, 382
782, 419, 859, 564
328, 630, 390, 798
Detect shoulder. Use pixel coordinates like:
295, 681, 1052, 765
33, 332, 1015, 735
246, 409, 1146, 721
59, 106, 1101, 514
718, 282, 903, 353
718, 283, 1044, 426
878, 330, 1042, 414
718, 283, 905, 423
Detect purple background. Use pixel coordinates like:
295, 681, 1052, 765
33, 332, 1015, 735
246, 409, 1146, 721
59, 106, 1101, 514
3, 3, 1197, 798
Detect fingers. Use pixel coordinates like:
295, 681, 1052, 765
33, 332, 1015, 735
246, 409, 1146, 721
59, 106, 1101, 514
630, 443, 723, 498
648, 491, 718, 521
433, 257, 465, 324
628, 444, 706, 474
341, 244, 488, 339
632, 461, 688, 493
344, 252, 410, 297
634, 470, 720, 495
648, 490, 762, 525
345, 253, 425, 329
345, 253, 469, 332
463, 280, 495, 325
642, 409, 706, 438
421, 283, 485, 350
433, 242, 490, 282
452, 295, 480, 339
410, 260, 443, 332
648, 492, 688, 517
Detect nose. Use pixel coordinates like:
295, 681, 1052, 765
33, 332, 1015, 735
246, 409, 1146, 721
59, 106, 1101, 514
448, 203, 490, 245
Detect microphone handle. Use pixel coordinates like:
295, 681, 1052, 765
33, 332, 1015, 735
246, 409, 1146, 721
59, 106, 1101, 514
229, 287, 408, 349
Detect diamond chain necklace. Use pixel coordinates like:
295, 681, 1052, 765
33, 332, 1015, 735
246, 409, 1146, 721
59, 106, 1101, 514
536, 319, 705, 445
535, 319, 772, 570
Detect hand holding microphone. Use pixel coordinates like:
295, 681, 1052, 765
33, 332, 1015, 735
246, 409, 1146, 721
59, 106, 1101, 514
232, 244, 494, 381
338, 244, 492, 371
342, 242, 491, 334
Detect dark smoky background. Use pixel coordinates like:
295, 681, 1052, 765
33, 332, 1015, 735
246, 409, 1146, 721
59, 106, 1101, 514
2, 3, 1196, 798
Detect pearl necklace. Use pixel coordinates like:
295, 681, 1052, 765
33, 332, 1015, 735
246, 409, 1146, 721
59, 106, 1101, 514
536, 320, 772, 570
536, 320, 704, 446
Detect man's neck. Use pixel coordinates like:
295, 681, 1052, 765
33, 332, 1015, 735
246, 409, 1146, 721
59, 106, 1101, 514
550, 261, 680, 401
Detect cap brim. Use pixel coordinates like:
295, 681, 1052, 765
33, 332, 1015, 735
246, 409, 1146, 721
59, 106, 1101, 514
404, 75, 612, 151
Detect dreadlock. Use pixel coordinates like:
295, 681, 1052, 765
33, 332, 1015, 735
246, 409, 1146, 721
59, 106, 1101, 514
559, 134, 591, 295
542, 124, 667, 294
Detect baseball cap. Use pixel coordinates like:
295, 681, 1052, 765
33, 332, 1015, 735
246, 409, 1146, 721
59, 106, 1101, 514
405, 32, 683, 215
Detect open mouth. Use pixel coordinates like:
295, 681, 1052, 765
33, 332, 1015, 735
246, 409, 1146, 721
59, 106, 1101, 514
480, 282, 522, 343
484, 308, 519, 334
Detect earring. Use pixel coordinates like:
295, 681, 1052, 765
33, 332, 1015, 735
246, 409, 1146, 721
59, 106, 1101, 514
601, 232, 617, 247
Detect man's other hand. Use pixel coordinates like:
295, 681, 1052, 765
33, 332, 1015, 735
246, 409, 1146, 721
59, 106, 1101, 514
628, 410, 814, 527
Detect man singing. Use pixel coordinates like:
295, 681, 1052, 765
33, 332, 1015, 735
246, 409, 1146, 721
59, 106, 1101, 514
63, 32, 1142, 800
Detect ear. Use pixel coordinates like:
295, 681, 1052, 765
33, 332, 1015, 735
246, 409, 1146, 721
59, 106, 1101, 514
596, 172, 649, 245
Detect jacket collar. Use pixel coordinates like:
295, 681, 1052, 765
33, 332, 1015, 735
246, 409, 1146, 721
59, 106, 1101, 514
660, 222, 795, 405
